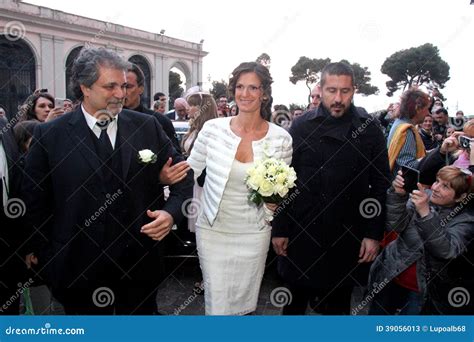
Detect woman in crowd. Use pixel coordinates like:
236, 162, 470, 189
182, 91, 218, 232
387, 88, 430, 176
369, 166, 474, 314
229, 104, 238, 116
187, 62, 292, 315
418, 114, 438, 152
19, 91, 64, 122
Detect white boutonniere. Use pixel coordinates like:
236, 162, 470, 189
138, 149, 157, 164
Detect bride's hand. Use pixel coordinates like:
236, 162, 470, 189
264, 203, 278, 212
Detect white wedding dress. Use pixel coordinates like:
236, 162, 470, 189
196, 159, 271, 315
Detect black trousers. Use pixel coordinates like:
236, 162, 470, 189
282, 284, 353, 315
52, 245, 163, 315
0, 288, 21, 315
55, 283, 158, 315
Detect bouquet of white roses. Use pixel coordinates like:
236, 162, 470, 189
245, 157, 297, 207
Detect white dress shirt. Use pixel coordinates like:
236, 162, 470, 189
0, 140, 9, 205
81, 105, 118, 149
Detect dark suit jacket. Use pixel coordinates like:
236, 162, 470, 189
0, 118, 26, 287
165, 110, 177, 120
125, 104, 181, 153
22, 107, 193, 289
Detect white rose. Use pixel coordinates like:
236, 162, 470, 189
247, 175, 261, 191
287, 169, 297, 187
259, 180, 274, 197
138, 149, 155, 163
267, 165, 277, 176
275, 184, 289, 198
276, 172, 287, 185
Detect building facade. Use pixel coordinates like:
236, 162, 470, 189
0, 0, 207, 118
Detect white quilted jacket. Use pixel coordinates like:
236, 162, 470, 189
187, 117, 293, 227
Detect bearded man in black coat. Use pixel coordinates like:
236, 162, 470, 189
272, 62, 390, 315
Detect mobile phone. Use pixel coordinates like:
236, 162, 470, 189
55, 98, 65, 108
459, 135, 473, 149
401, 165, 420, 193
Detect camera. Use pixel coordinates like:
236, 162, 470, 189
459, 136, 473, 149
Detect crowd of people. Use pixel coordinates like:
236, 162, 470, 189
1, 46, 473, 316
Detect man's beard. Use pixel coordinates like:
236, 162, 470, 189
107, 100, 124, 115
323, 102, 348, 118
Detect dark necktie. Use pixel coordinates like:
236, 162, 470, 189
96, 119, 114, 162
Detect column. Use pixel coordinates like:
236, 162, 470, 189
40, 34, 54, 93
53, 36, 65, 98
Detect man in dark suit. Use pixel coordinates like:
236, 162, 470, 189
23, 47, 193, 315
124, 63, 181, 153
166, 98, 188, 121
272, 62, 390, 315
0, 116, 27, 315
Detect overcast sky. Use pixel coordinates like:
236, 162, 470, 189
28, 0, 474, 115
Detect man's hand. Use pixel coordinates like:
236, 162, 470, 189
272, 237, 288, 256
411, 183, 430, 218
25, 253, 38, 269
159, 157, 190, 185
140, 210, 174, 241
358, 238, 379, 263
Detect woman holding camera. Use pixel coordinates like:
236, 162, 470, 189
19, 90, 64, 122
369, 166, 474, 314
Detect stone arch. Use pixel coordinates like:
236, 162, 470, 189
64, 45, 84, 101
168, 59, 192, 90
0, 35, 37, 119
128, 54, 152, 108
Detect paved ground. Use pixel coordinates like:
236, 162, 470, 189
156, 254, 284, 315
156, 251, 368, 316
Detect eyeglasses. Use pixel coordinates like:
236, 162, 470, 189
235, 84, 262, 94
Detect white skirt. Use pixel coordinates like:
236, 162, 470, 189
196, 227, 271, 315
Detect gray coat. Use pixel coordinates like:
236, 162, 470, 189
369, 189, 474, 299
